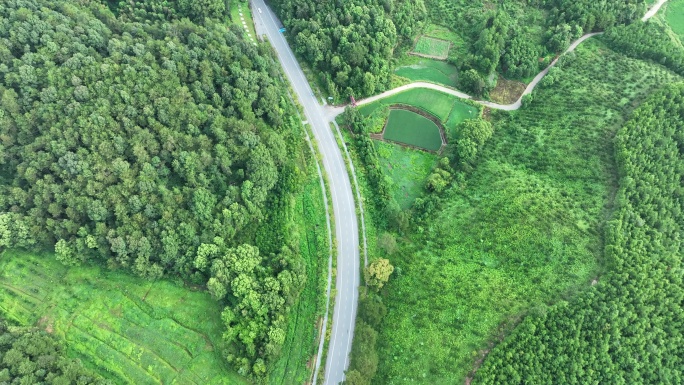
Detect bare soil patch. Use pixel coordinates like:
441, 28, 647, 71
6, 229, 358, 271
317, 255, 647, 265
490, 76, 526, 104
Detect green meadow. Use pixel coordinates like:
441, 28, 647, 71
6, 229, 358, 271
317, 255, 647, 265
0, 250, 247, 385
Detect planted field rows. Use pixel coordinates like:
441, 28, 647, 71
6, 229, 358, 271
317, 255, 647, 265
0, 251, 247, 385
382, 109, 443, 151
412, 36, 451, 59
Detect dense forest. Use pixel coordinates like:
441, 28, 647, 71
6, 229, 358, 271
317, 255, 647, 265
0, 0, 312, 379
111, 0, 227, 23
270, 0, 426, 98
474, 83, 684, 384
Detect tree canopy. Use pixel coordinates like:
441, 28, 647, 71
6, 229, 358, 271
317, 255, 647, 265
271, 0, 426, 98
0, 319, 106, 385
0, 0, 311, 379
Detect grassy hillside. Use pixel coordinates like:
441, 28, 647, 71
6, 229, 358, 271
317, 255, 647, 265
0, 250, 245, 384
362, 40, 680, 384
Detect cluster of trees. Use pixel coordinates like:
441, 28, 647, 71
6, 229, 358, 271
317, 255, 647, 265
449, 118, 493, 171
271, 0, 426, 98
347, 237, 395, 385
109, 0, 227, 23
0, 0, 309, 378
474, 84, 684, 384
0, 319, 106, 384
425, 157, 453, 193
196, 241, 306, 376
345, 286, 390, 384
341, 108, 395, 216
604, 21, 684, 77
437, 0, 645, 95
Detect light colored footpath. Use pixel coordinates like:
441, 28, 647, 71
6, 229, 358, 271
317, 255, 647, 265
251, 1, 360, 384
250, 0, 667, 383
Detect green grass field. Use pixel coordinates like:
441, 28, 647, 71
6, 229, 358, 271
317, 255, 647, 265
373, 41, 682, 384
666, 0, 684, 40
359, 88, 477, 124
394, 57, 459, 87
376, 142, 438, 209
383, 109, 443, 151
412, 36, 451, 58
0, 250, 247, 385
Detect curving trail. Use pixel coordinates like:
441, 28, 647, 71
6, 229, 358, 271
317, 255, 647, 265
643, 0, 668, 21
327, 0, 667, 118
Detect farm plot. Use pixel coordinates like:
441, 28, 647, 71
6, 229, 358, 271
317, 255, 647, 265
0, 251, 247, 385
382, 109, 443, 151
395, 57, 459, 87
411, 36, 451, 59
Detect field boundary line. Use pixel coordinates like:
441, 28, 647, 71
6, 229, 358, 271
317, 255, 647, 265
410, 35, 451, 60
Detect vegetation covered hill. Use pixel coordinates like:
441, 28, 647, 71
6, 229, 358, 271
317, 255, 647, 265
0, 250, 241, 384
341, 35, 681, 383
0, 0, 325, 381
474, 82, 684, 385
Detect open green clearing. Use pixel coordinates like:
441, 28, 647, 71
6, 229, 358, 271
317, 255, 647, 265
412, 36, 451, 58
666, 0, 684, 40
376, 142, 438, 209
372, 40, 681, 384
0, 250, 246, 385
383, 109, 443, 151
358, 88, 477, 124
394, 57, 459, 87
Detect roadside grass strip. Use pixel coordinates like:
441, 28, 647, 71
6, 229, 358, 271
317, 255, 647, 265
412, 36, 451, 59
0, 250, 248, 385
232, 1, 257, 45
383, 109, 443, 151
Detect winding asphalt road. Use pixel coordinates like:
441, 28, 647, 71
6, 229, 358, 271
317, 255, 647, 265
251, 1, 360, 384
250, 0, 668, 384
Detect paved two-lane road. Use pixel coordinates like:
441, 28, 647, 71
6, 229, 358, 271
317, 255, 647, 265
251, 1, 360, 384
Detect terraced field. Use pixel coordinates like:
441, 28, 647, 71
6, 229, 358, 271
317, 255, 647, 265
0, 251, 246, 385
